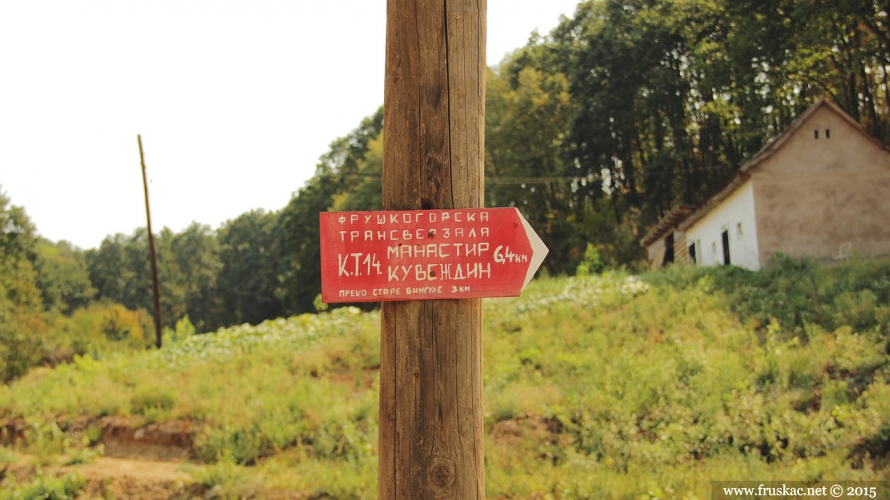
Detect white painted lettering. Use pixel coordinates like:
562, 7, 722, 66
454, 264, 466, 280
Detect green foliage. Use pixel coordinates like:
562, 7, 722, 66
63, 442, 102, 466
0, 187, 38, 267
648, 255, 890, 338
0, 307, 380, 459
0, 187, 46, 383
130, 386, 177, 416
38, 302, 154, 369
0, 309, 44, 383
34, 239, 96, 314
24, 418, 69, 466
168, 223, 224, 332
488, 0, 890, 274
330, 131, 383, 212
162, 314, 196, 345
7, 1, 890, 344
81, 111, 381, 328
486, 61, 579, 274
85, 223, 223, 332
482, 263, 890, 497
0, 472, 85, 500
0, 445, 15, 463
277, 108, 384, 315
217, 209, 284, 326
186, 451, 257, 497
575, 243, 606, 276
3, 251, 890, 497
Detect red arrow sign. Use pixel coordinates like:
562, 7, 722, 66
319, 208, 548, 303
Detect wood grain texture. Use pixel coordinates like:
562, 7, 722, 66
380, 0, 486, 497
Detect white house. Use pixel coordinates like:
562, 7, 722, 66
642, 98, 890, 271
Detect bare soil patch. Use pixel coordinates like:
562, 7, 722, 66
2, 416, 203, 499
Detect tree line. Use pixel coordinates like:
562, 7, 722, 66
3, 0, 888, 377
485, 0, 890, 271
0, 109, 384, 380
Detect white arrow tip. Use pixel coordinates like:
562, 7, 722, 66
515, 209, 549, 290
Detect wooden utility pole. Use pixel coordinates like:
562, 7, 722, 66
379, 0, 486, 497
138, 135, 163, 349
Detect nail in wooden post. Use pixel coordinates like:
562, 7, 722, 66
379, 0, 486, 497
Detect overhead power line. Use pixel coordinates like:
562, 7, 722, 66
341, 163, 731, 185
341, 173, 596, 185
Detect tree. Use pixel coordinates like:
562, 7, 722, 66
169, 223, 223, 332
217, 209, 284, 325
486, 57, 580, 273
330, 131, 384, 212
277, 108, 384, 314
277, 172, 340, 315
0, 187, 45, 381
34, 239, 97, 314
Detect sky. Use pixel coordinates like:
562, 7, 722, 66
1, 0, 581, 250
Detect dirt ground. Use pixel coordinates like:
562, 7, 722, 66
66, 456, 199, 500
2, 416, 204, 499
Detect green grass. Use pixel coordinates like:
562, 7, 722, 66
1, 258, 889, 498
0, 472, 86, 500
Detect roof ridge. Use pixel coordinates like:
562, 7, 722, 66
640, 98, 888, 245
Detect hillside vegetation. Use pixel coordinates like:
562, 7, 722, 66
5, 2, 888, 347
1, 257, 888, 498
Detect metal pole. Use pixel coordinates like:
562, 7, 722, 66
138, 134, 163, 348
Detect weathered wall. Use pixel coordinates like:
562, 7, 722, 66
685, 179, 761, 270
673, 231, 687, 266
646, 237, 666, 270
752, 106, 890, 268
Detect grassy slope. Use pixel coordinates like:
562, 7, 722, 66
1, 258, 889, 498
